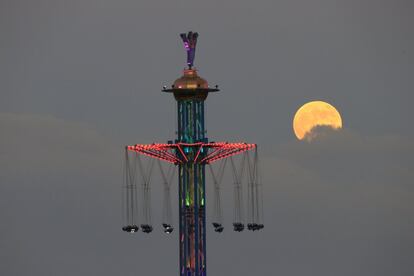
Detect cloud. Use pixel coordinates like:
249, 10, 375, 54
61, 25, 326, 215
276, 127, 414, 185
1, 113, 413, 276
252, 128, 414, 276
302, 125, 342, 141
0, 113, 119, 179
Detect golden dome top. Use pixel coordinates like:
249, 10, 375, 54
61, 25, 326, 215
173, 69, 208, 89
162, 69, 219, 101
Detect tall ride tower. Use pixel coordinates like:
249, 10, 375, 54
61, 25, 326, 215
122, 32, 263, 276
163, 32, 217, 276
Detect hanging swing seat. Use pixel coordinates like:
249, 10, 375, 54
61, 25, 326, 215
141, 224, 153, 233
247, 223, 264, 231
122, 225, 139, 233
214, 226, 224, 233
162, 223, 174, 234
233, 222, 244, 232
212, 222, 221, 228
212, 222, 224, 233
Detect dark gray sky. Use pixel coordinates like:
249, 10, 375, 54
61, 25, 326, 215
1, 0, 413, 275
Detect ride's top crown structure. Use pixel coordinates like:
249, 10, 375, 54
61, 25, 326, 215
163, 32, 219, 101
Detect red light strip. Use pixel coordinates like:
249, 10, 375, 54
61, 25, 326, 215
128, 145, 182, 164
126, 142, 256, 164
178, 142, 204, 147
132, 149, 177, 164
176, 144, 189, 162
193, 144, 203, 164
145, 149, 181, 163
198, 146, 222, 163
199, 143, 255, 164
136, 149, 177, 163
147, 146, 182, 163
206, 148, 252, 164
201, 143, 256, 164
198, 147, 226, 163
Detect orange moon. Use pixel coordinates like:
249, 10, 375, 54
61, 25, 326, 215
293, 101, 342, 140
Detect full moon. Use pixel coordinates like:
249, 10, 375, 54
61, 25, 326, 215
293, 101, 342, 140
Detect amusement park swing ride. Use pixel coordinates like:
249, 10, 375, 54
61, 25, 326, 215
121, 32, 264, 276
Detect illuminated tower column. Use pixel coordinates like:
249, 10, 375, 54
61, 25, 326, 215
164, 68, 219, 276
163, 32, 219, 276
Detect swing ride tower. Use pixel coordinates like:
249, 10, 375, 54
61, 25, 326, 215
122, 32, 263, 276
166, 32, 215, 276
